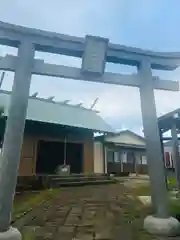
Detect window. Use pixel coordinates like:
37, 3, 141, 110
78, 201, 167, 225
107, 150, 114, 163
114, 152, 120, 163
127, 152, 135, 163
141, 156, 147, 165
121, 152, 127, 163
136, 155, 142, 164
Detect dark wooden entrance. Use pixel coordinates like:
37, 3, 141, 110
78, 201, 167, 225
36, 140, 83, 174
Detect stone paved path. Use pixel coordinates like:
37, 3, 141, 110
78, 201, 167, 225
13, 183, 156, 239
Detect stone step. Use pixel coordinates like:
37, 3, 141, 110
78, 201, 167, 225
38, 173, 108, 178
52, 179, 117, 187
51, 175, 110, 182
16, 174, 115, 190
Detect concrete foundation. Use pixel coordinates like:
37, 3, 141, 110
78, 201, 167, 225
0, 227, 21, 240
144, 215, 180, 236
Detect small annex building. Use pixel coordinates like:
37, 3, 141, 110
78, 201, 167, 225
94, 130, 147, 175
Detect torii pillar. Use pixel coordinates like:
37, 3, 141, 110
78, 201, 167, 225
139, 61, 180, 236
0, 40, 34, 239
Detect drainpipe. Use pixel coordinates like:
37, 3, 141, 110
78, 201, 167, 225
171, 121, 180, 190
159, 128, 168, 189
64, 136, 67, 165
102, 135, 106, 174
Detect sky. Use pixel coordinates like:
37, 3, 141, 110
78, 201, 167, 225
0, 0, 180, 135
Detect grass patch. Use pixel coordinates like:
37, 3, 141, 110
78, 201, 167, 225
168, 175, 177, 190
131, 184, 151, 196
131, 179, 180, 222
131, 175, 177, 196
119, 191, 153, 239
170, 199, 180, 220
13, 188, 60, 220
124, 181, 180, 239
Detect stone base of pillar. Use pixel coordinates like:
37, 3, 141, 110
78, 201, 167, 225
0, 227, 21, 240
144, 215, 180, 236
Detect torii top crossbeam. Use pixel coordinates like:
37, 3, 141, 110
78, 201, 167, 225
0, 21, 180, 70
0, 21, 179, 92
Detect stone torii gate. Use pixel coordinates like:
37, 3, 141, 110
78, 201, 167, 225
0, 21, 179, 239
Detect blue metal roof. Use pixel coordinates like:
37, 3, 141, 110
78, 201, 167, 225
0, 90, 114, 133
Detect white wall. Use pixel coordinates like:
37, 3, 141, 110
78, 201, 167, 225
164, 145, 180, 152
164, 146, 172, 153
94, 142, 104, 173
